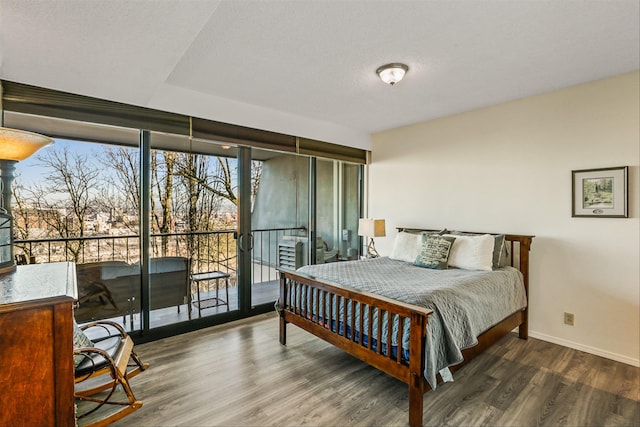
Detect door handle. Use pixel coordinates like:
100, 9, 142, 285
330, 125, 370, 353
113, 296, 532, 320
238, 234, 254, 252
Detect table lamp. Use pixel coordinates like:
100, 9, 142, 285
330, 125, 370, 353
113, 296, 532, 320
358, 218, 386, 258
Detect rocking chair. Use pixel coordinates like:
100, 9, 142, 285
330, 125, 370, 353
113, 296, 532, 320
73, 320, 149, 427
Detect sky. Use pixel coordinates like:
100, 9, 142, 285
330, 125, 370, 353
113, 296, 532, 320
14, 139, 104, 188
12, 138, 241, 211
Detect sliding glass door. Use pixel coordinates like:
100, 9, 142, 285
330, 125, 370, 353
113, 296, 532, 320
7, 110, 364, 339
11, 122, 143, 331
147, 132, 241, 328
315, 158, 362, 262
248, 150, 309, 307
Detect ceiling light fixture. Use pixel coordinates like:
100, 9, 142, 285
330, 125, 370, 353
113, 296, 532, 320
376, 63, 409, 85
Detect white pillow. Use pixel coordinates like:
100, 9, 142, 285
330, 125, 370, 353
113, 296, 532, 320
443, 233, 495, 271
389, 232, 422, 262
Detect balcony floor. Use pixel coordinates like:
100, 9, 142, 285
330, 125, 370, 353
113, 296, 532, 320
84, 279, 280, 331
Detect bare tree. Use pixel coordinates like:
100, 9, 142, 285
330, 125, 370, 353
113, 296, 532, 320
11, 182, 37, 261
212, 157, 238, 206
176, 157, 237, 207
173, 153, 209, 266
149, 150, 177, 255
30, 146, 100, 262
100, 146, 140, 233
250, 160, 262, 211
14, 141, 263, 270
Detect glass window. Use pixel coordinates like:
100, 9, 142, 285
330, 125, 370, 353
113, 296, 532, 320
250, 151, 309, 305
316, 159, 362, 263
13, 136, 142, 330
7, 112, 364, 337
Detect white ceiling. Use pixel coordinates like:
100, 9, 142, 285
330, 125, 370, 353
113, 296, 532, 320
1, 0, 638, 150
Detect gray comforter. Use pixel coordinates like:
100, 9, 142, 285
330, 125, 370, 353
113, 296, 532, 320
297, 256, 527, 389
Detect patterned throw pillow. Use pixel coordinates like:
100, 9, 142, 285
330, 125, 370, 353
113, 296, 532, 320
390, 229, 450, 263
413, 234, 456, 269
73, 319, 94, 367
497, 235, 511, 268
487, 234, 503, 269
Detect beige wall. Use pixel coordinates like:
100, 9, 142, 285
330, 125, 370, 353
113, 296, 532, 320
370, 71, 639, 366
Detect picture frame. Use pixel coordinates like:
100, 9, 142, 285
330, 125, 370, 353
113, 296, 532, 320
572, 166, 628, 218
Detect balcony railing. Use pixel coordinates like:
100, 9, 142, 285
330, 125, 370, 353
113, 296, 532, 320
14, 226, 307, 282
14, 227, 307, 325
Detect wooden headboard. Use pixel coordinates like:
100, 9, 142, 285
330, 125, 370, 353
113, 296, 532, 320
397, 227, 535, 334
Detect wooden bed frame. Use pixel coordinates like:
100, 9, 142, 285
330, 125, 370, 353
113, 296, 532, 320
278, 229, 534, 427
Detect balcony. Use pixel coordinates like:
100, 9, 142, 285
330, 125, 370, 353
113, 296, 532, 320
14, 227, 306, 330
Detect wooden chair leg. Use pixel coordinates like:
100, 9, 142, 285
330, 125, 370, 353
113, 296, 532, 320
74, 329, 148, 427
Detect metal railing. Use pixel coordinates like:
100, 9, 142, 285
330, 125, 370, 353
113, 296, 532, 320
14, 226, 307, 285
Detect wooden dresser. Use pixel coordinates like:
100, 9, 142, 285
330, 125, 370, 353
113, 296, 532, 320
0, 262, 77, 427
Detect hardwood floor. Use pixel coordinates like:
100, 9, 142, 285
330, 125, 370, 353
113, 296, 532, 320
114, 312, 639, 427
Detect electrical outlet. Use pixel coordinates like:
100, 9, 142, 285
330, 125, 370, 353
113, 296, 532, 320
564, 312, 574, 326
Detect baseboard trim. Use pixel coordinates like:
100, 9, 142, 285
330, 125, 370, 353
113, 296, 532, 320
529, 331, 640, 367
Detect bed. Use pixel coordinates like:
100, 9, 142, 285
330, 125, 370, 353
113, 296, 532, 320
277, 227, 534, 427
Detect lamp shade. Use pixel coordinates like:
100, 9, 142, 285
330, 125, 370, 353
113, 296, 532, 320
358, 218, 386, 237
0, 128, 54, 161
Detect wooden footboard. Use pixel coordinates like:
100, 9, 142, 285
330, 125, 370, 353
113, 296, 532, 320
278, 231, 533, 427
278, 271, 432, 427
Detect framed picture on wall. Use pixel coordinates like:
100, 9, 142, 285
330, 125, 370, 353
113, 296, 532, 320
572, 166, 628, 218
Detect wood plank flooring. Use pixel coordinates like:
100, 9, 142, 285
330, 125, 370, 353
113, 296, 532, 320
113, 312, 639, 427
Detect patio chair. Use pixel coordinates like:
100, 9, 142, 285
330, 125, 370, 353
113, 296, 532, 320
75, 263, 120, 312
73, 319, 149, 427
